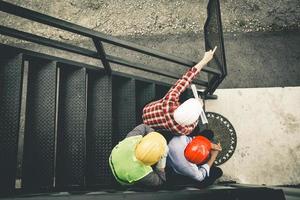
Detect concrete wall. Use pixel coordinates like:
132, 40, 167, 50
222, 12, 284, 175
206, 87, 300, 185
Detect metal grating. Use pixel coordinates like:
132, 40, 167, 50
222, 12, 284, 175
135, 81, 155, 125
201, 112, 237, 166
0, 52, 23, 193
86, 71, 113, 187
22, 59, 57, 190
56, 65, 86, 188
112, 76, 136, 144
155, 84, 170, 99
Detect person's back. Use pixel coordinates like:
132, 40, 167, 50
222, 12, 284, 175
168, 135, 210, 182
109, 124, 169, 187
167, 130, 223, 187
110, 135, 153, 185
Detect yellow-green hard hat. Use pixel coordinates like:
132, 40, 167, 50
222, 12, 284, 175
135, 132, 167, 166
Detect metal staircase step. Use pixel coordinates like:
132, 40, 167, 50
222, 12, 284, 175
155, 84, 170, 99
0, 52, 23, 193
86, 70, 113, 187
135, 81, 155, 125
55, 65, 86, 188
112, 76, 136, 144
22, 58, 57, 190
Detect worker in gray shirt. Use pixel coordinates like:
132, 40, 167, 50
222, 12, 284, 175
109, 124, 168, 187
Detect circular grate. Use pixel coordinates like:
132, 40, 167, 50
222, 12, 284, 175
200, 112, 237, 166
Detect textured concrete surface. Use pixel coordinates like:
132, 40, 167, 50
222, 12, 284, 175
2, 30, 299, 89
205, 87, 300, 185
221, 30, 300, 88
0, 0, 299, 89
0, 0, 299, 39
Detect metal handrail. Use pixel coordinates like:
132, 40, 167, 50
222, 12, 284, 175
0, 0, 227, 95
0, 1, 221, 76
0, 25, 208, 87
203, 0, 227, 95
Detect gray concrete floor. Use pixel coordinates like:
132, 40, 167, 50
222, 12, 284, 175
220, 30, 300, 88
206, 87, 300, 186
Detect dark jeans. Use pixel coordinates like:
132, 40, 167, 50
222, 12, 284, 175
165, 166, 223, 188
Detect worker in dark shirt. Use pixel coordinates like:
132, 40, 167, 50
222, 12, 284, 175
109, 124, 168, 187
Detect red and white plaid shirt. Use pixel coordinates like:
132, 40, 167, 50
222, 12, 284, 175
142, 67, 200, 135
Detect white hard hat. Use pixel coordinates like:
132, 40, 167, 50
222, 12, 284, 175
173, 98, 202, 126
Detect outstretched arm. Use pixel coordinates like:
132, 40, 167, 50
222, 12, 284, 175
163, 47, 217, 102
195, 46, 217, 72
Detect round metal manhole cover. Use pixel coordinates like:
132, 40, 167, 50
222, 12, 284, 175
203, 112, 237, 166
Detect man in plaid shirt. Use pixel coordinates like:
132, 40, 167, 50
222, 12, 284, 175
142, 47, 217, 135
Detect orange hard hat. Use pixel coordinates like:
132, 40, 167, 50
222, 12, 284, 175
184, 136, 211, 164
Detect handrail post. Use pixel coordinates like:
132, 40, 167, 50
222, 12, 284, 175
93, 39, 112, 75
202, 0, 227, 97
